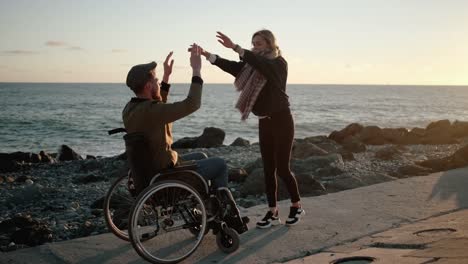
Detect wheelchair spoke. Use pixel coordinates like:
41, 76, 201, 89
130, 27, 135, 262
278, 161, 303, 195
112, 209, 129, 219
115, 191, 134, 204
129, 181, 207, 263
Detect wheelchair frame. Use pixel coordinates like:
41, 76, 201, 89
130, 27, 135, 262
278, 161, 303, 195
104, 128, 247, 263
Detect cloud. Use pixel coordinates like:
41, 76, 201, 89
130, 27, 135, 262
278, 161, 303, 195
112, 49, 127, 53
45, 41, 68, 47
2, 50, 37, 55
45, 41, 84, 51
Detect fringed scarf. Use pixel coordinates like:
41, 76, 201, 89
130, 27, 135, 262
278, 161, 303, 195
234, 64, 267, 120
234, 50, 279, 120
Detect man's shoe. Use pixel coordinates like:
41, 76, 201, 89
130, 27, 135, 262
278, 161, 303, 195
285, 206, 305, 226
256, 210, 281, 229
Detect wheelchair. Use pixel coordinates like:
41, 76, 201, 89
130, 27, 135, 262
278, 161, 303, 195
104, 128, 248, 263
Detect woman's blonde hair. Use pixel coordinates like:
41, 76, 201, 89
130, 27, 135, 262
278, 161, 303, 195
252, 29, 281, 58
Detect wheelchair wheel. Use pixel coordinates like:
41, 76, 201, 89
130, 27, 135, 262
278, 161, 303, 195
104, 171, 134, 241
129, 180, 207, 264
216, 226, 240, 254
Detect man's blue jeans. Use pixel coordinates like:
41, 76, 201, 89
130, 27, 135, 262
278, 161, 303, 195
179, 152, 228, 188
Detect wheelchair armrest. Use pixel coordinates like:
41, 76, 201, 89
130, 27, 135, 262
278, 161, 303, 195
159, 160, 198, 174
149, 162, 209, 195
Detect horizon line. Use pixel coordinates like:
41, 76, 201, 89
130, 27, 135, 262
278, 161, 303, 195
1, 81, 467, 87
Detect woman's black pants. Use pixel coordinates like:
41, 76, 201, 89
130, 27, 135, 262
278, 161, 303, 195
258, 110, 301, 207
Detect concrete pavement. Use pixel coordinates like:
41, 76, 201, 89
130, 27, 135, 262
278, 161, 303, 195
286, 209, 468, 263
1, 166, 468, 264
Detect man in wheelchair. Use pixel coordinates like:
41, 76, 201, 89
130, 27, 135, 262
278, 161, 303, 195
122, 44, 248, 236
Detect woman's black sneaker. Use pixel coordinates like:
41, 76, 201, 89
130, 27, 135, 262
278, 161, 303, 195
285, 206, 305, 226
256, 210, 281, 229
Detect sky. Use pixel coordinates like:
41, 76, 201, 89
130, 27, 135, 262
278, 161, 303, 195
0, 0, 467, 85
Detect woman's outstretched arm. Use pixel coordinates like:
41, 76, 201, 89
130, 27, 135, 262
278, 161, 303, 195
190, 44, 244, 78
216, 31, 286, 81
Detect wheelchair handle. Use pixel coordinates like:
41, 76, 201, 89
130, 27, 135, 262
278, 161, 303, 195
108, 128, 127, 135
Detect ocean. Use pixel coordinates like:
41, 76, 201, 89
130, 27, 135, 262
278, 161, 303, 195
1, 83, 467, 157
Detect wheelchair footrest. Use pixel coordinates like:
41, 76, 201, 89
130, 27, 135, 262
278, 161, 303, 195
225, 215, 249, 235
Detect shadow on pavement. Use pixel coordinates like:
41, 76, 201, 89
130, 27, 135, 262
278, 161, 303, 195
429, 166, 468, 208
195, 225, 289, 264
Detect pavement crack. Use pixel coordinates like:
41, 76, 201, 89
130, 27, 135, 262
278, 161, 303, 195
369, 242, 427, 249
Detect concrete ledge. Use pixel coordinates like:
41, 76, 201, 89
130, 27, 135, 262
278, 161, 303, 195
2, 166, 468, 264
290, 209, 468, 263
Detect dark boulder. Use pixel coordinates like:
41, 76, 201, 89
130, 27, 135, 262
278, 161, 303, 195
375, 146, 403, 160
39, 151, 54, 163
0, 152, 39, 172
30, 153, 41, 163
7, 152, 32, 163
291, 154, 344, 175
451, 120, 468, 138
14, 175, 32, 183
1, 214, 52, 247
395, 131, 423, 145
230, 137, 250, 147
426, 119, 451, 131
417, 157, 451, 172
422, 119, 458, 144
382, 128, 410, 144
328, 123, 364, 144
172, 137, 198, 149
196, 127, 225, 148
57, 145, 82, 161
417, 145, 468, 172
304, 136, 341, 153
243, 158, 263, 175
11, 224, 52, 246
0, 159, 20, 173
397, 164, 433, 176
292, 140, 328, 159
358, 126, 385, 145
173, 127, 226, 148
341, 137, 366, 153
410, 127, 426, 136
338, 149, 355, 161
228, 168, 248, 182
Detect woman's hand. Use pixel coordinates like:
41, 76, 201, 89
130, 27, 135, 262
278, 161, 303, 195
216, 31, 235, 49
189, 43, 202, 76
162, 51, 174, 83
188, 44, 210, 59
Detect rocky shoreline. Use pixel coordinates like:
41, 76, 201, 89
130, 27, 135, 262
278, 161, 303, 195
1, 119, 468, 252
